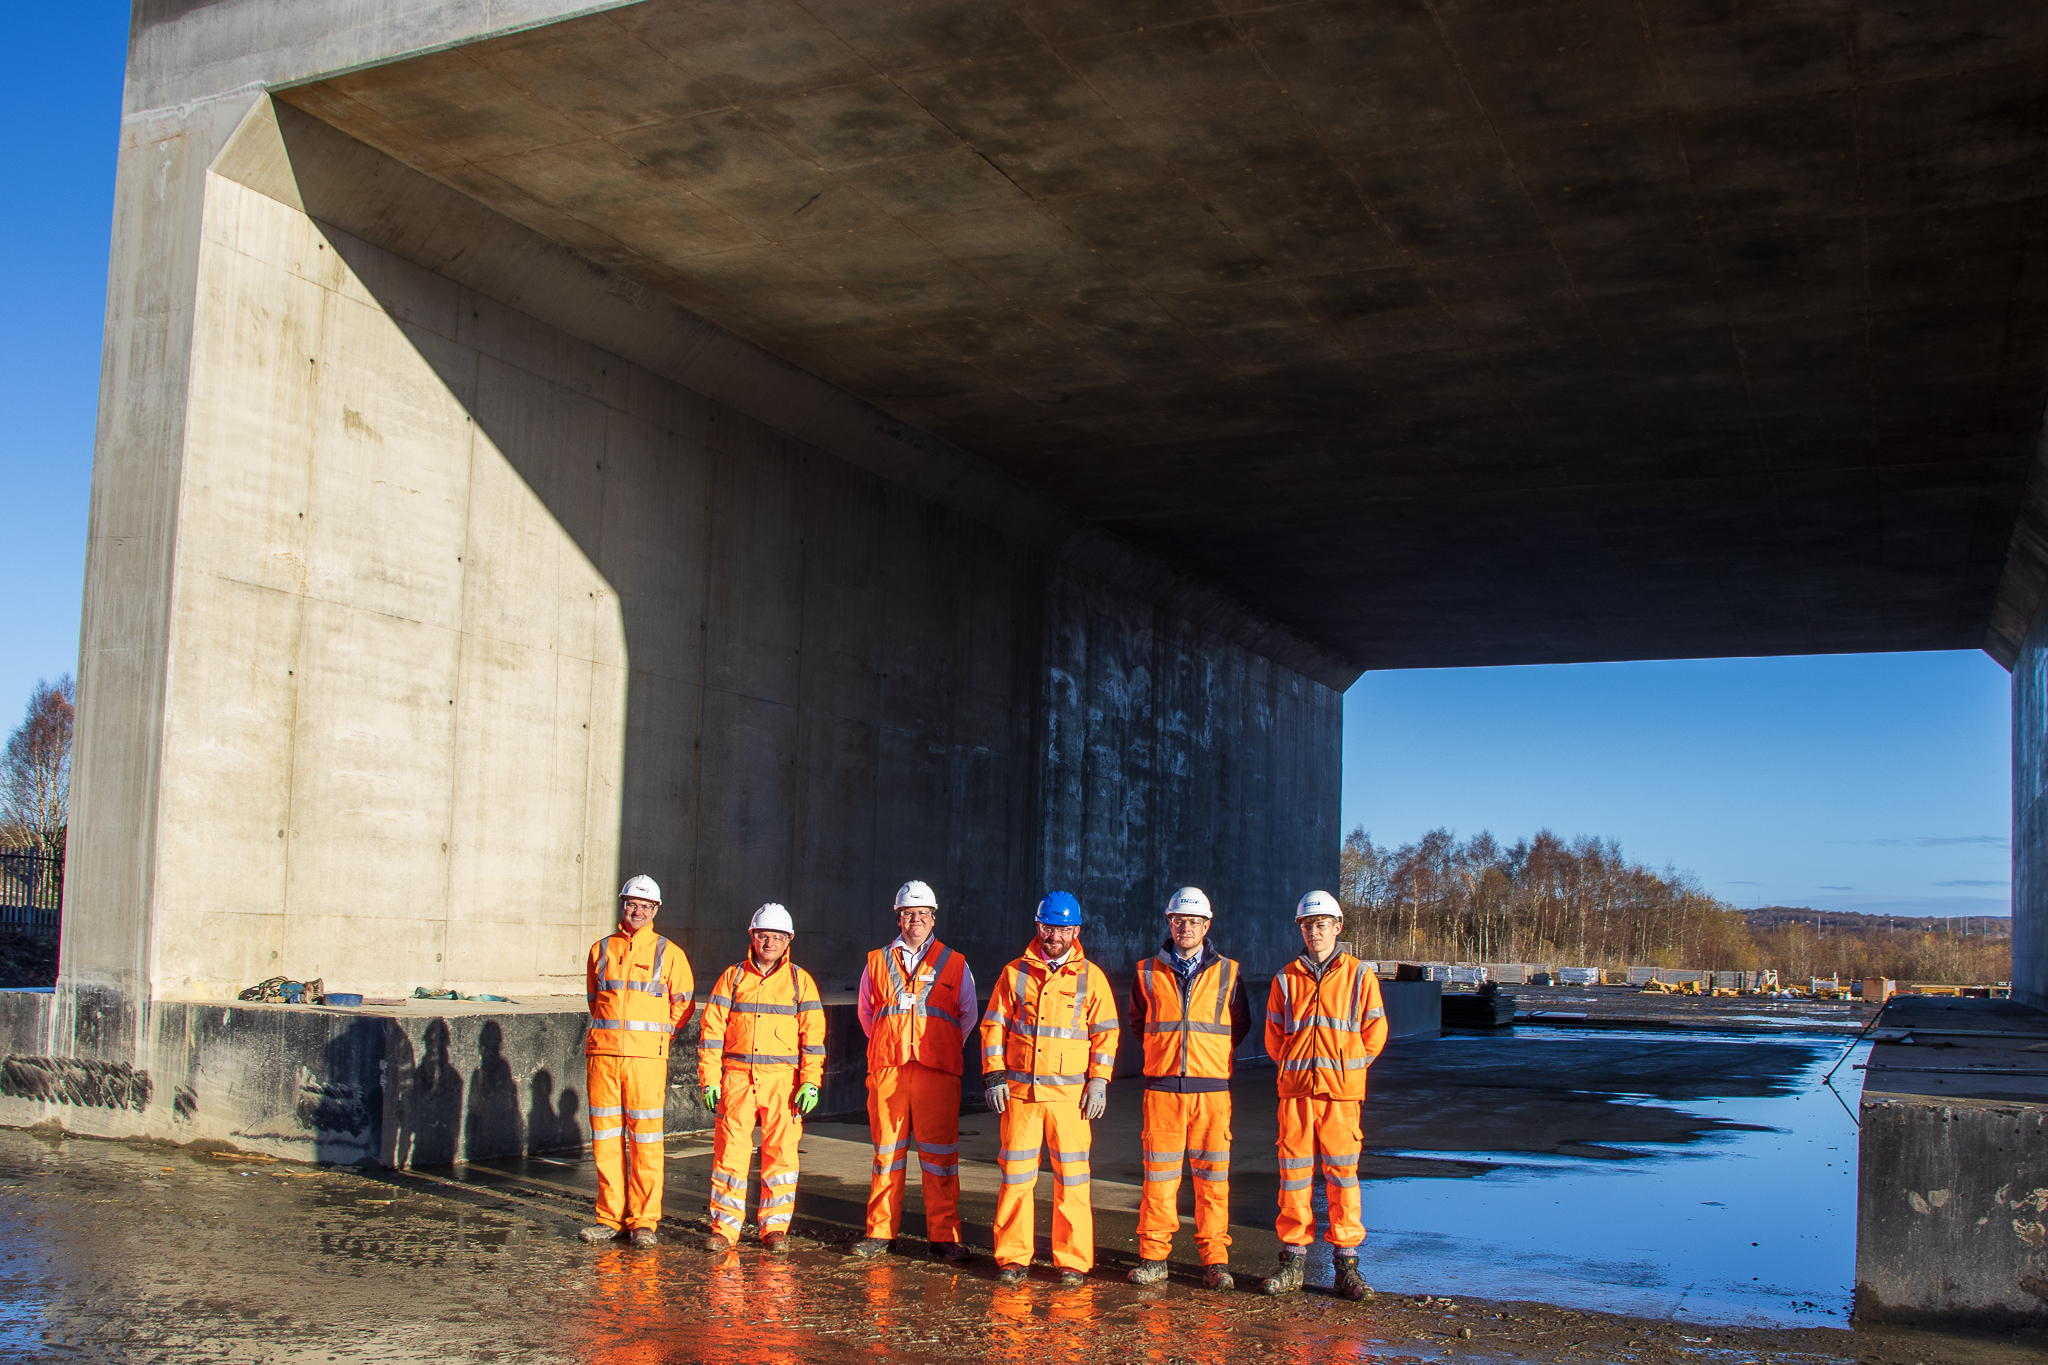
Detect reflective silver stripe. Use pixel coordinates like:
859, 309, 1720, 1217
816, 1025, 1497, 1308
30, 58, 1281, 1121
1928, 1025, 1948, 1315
590, 1019, 667, 1032
730, 1053, 800, 1065
709, 1190, 746, 1212
764, 1171, 799, 1187
709, 995, 734, 1008
732, 1002, 800, 1016
711, 1209, 742, 1228
591, 1126, 623, 1141
1324, 1151, 1361, 1164
799, 1045, 826, 1055
1302, 1015, 1359, 1031
1001, 1170, 1036, 1184
998, 1148, 1039, 1162
875, 1139, 910, 1155
1364, 1006, 1384, 1019
1087, 1021, 1115, 1035
798, 999, 823, 1011
1023, 1072, 1085, 1086
1144, 1150, 1185, 1162
701, 1040, 724, 1050
918, 1159, 959, 1177
1192, 1167, 1228, 1182
1089, 1052, 1114, 1066
1281, 1055, 1369, 1071
1144, 1170, 1177, 1183
1056, 1172, 1090, 1186
762, 1192, 795, 1208
1329, 1174, 1359, 1188
1349, 962, 1367, 1029
629, 1130, 664, 1144
1279, 1156, 1315, 1169
1280, 1177, 1312, 1191
1053, 1149, 1089, 1163
1012, 1022, 1088, 1040
710, 1171, 743, 1189
919, 1141, 960, 1156
875, 1158, 907, 1174
1191, 1150, 1231, 1163
1216, 958, 1236, 1025
1143, 1020, 1232, 1035
589, 1105, 624, 1118
625, 1107, 664, 1120
596, 977, 665, 996
587, 995, 597, 1009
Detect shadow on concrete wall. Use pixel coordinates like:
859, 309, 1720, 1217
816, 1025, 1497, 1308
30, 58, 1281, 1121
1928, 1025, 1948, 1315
526, 1067, 582, 1155
396, 1017, 464, 1166
464, 1020, 524, 1156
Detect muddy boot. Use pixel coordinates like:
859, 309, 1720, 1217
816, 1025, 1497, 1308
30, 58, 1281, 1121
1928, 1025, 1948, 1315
1260, 1250, 1306, 1296
701, 1233, 734, 1254
996, 1265, 1028, 1286
1203, 1264, 1235, 1291
762, 1232, 789, 1254
629, 1228, 658, 1249
1127, 1259, 1167, 1285
931, 1241, 972, 1263
1334, 1256, 1372, 1301
578, 1224, 621, 1244
849, 1237, 890, 1258
1056, 1270, 1086, 1288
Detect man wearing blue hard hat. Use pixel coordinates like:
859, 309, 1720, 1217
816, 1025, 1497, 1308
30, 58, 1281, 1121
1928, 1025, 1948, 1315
977, 890, 1120, 1286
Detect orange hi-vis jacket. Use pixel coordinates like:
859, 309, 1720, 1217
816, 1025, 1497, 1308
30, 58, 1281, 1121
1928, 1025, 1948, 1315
862, 939, 969, 1074
1132, 945, 1248, 1088
698, 956, 826, 1090
1264, 950, 1388, 1100
979, 941, 1119, 1102
585, 924, 696, 1058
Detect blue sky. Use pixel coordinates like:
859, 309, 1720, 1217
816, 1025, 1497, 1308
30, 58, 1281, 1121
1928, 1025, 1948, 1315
0, 7, 2017, 919
1342, 652, 2013, 919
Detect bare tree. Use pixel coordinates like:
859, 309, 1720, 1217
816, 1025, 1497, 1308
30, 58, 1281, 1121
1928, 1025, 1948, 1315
2, 676, 74, 855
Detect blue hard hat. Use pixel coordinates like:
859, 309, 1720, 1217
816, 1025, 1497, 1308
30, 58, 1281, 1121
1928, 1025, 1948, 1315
1035, 890, 1083, 926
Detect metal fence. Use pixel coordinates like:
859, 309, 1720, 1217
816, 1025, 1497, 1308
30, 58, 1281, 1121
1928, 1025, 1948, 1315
0, 850, 61, 933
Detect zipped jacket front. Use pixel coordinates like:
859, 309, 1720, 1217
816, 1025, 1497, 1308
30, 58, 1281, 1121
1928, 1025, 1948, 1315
979, 940, 1118, 1102
1129, 941, 1251, 1091
1263, 951, 1388, 1100
698, 956, 826, 1089
585, 924, 696, 1059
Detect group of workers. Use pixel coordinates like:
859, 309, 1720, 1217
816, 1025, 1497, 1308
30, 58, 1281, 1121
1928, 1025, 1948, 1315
578, 874, 1388, 1296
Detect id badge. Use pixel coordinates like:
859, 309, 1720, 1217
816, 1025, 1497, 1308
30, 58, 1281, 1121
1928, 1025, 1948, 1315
897, 991, 919, 1009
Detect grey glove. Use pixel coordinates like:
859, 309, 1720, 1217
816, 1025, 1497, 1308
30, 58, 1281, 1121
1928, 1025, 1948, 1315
984, 1081, 1009, 1114
1082, 1077, 1107, 1120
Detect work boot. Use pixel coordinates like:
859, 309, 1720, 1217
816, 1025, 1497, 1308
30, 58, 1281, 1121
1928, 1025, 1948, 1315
762, 1232, 789, 1255
849, 1237, 891, 1259
1056, 1269, 1086, 1288
997, 1264, 1028, 1286
931, 1241, 972, 1263
1260, 1251, 1307, 1296
1127, 1259, 1168, 1285
701, 1233, 735, 1254
1203, 1264, 1235, 1291
1334, 1256, 1373, 1301
629, 1228, 658, 1250
577, 1224, 620, 1244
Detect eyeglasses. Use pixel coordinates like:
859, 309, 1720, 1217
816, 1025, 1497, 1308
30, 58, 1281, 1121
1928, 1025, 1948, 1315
896, 909, 935, 921
1166, 915, 1207, 929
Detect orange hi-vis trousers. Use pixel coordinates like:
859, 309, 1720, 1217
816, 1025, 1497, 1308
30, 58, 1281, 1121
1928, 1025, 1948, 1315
864, 1062, 963, 1243
1275, 1096, 1364, 1248
709, 1068, 802, 1243
1136, 1090, 1233, 1264
587, 1054, 668, 1231
994, 1096, 1094, 1271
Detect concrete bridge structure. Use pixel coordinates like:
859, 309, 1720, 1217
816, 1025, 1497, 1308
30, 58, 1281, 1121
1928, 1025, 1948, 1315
13, 0, 2048, 1328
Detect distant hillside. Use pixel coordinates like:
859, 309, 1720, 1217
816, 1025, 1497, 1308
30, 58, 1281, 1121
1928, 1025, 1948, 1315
1743, 906, 2011, 939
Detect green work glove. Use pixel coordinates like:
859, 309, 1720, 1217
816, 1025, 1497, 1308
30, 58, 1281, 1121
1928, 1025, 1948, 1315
701, 1083, 720, 1111
794, 1084, 820, 1115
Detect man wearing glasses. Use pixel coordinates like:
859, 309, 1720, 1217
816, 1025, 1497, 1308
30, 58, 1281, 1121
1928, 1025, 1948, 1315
848, 880, 979, 1261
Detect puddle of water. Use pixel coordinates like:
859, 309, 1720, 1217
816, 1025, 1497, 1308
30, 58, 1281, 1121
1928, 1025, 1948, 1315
1356, 1031, 1868, 1328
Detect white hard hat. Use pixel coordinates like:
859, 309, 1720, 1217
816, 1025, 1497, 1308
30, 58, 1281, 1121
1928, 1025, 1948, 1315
619, 875, 662, 904
750, 903, 795, 934
895, 880, 938, 910
1295, 889, 1343, 921
1164, 886, 1212, 920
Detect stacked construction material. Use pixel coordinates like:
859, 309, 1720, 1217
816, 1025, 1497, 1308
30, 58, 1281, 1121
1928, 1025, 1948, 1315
1441, 982, 1516, 1029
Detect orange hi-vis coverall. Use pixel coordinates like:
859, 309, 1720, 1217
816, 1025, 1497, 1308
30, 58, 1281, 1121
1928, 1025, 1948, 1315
858, 937, 976, 1244
698, 955, 825, 1243
1129, 942, 1252, 1265
978, 941, 1119, 1272
585, 924, 696, 1233
1265, 951, 1388, 1250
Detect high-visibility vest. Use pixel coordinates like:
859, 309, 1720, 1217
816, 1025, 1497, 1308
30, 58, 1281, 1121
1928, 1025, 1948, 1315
978, 942, 1119, 1102
585, 925, 696, 1059
863, 939, 968, 1074
1134, 950, 1240, 1081
1264, 952, 1388, 1100
698, 957, 827, 1089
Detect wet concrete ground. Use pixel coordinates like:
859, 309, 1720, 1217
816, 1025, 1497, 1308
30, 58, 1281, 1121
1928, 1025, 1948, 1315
0, 1125, 2039, 1365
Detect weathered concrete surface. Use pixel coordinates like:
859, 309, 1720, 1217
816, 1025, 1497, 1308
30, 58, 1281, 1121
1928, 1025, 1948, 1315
2013, 592, 2048, 1010
1859, 998, 2048, 1327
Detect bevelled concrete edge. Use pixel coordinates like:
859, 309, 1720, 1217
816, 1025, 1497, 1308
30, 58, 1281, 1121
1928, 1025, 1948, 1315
1987, 424, 2048, 669
1855, 1092, 2048, 1326
218, 94, 1362, 690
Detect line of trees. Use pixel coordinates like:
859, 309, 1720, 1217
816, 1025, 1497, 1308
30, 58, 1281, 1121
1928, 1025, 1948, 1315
1, 676, 72, 856
1339, 826, 2012, 986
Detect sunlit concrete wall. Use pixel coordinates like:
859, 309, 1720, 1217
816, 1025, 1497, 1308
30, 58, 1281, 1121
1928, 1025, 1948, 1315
2011, 595, 2048, 1009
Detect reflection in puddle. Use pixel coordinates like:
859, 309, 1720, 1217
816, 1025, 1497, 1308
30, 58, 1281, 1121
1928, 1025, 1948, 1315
1358, 1032, 1868, 1326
